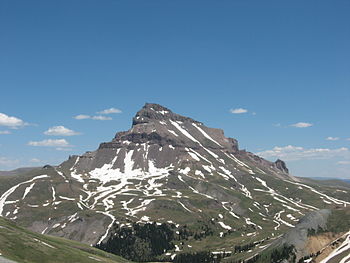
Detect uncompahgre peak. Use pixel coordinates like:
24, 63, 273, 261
0, 103, 349, 263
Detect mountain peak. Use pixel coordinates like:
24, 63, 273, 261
143, 103, 172, 112
132, 103, 201, 126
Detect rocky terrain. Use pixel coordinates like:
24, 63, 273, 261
0, 103, 349, 262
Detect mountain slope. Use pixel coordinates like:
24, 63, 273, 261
0, 103, 349, 262
0, 217, 130, 263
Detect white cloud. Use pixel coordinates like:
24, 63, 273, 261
74, 114, 90, 120
29, 158, 42, 163
0, 157, 19, 167
290, 122, 313, 128
347, 138, 350, 141
257, 145, 350, 161
91, 115, 112, 121
326, 136, 339, 141
55, 147, 73, 151
0, 130, 11, 135
28, 139, 71, 148
337, 161, 350, 165
44, 126, 80, 136
97, 107, 122, 114
230, 108, 248, 114
74, 115, 112, 121
0, 113, 27, 128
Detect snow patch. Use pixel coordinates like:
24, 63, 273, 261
22, 183, 35, 199
192, 123, 222, 147
218, 221, 232, 230
0, 175, 49, 216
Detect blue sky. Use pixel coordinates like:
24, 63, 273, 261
0, 0, 349, 178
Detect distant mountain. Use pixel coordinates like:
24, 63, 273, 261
308, 177, 350, 184
0, 103, 349, 263
0, 167, 39, 176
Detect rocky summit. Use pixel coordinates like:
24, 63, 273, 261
0, 103, 349, 263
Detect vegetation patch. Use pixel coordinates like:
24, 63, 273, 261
173, 251, 221, 263
96, 222, 175, 262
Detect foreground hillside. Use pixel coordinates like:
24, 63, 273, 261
0, 103, 349, 262
1, 208, 349, 263
0, 217, 129, 263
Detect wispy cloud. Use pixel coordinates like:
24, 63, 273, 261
74, 114, 112, 121
29, 158, 42, 163
74, 107, 121, 120
257, 145, 350, 161
28, 139, 72, 150
230, 108, 248, 114
91, 115, 112, 120
74, 114, 90, 120
44, 126, 80, 136
337, 160, 350, 165
0, 130, 11, 135
290, 122, 313, 128
55, 147, 73, 151
0, 157, 19, 167
97, 107, 122, 114
0, 113, 27, 129
326, 136, 339, 141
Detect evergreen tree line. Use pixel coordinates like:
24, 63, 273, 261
190, 222, 215, 240
96, 220, 279, 262
270, 245, 295, 263
232, 237, 269, 254
95, 222, 174, 262
234, 243, 255, 253
228, 245, 295, 263
173, 251, 222, 263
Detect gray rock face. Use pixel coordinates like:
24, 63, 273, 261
276, 209, 331, 260
275, 159, 289, 174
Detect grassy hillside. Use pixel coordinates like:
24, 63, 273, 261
0, 217, 130, 263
